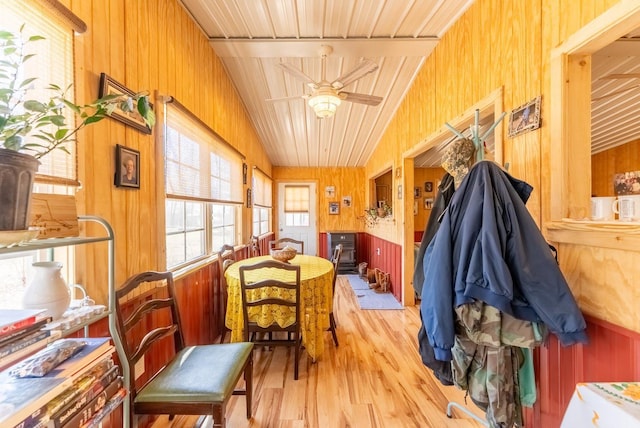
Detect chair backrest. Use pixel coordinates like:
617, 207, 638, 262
248, 235, 261, 257
238, 260, 301, 341
219, 244, 236, 265
330, 244, 343, 294
269, 237, 304, 254
113, 271, 184, 400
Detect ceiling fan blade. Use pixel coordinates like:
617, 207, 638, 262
265, 94, 309, 102
592, 84, 640, 101
277, 62, 317, 85
340, 92, 383, 106
600, 73, 640, 80
331, 60, 379, 89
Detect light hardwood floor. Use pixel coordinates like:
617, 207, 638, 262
152, 276, 486, 428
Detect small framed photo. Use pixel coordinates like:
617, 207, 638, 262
508, 95, 541, 137
325, 186, 336, 197
397, 184, 403, 199
115, 144, 140, 189
99, 73, 152, 134
424, 181, 433, 193
424, 197, 434, 210
414, 187, 422, 199
329, 202, 340, 215
342, 196, 352, 207
413, 201, 418, 215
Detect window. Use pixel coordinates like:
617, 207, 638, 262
164, 99, 244, 269
284, 185, 310, 227
0, 0, 82, 309
252, 168, 272, 236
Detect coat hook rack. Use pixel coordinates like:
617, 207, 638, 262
445, 109, 507, 162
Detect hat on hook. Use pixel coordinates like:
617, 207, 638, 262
441, 138, 476, 188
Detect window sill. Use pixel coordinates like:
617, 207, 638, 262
546, 219, 640, 252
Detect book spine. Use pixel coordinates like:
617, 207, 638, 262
80, 388, 126, 428
0, 330, 50, 358
0, 336, 51, 371
0, 318, 51, 347
50, 366, 119, 428
10, 359, 115, 428
0, 316, 37, 338
58, 377, 123, 428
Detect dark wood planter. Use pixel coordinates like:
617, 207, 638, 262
0, 148, 40, 231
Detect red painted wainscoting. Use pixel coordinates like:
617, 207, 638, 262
357, 233, 402, 302
414, 230, 423, 243
532, 314, 640, 427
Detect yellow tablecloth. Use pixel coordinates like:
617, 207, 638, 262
561, 382, 640, 427
224, 255, 334, 360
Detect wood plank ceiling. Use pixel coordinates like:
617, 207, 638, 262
179, 0, 475, 167
179, 1, 640, 168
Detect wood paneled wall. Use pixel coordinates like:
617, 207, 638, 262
64, 0, 271, 304
413, 167, 444, 234
272, 167, 366, 233
592, 138, 640, 197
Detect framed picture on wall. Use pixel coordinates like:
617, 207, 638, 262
424, 181, 433, 193
414, 187, 422, 198
99, 73, 153, 134
329, 202, 340, 215
508, 95, 541, 137
115, 144, 140, 189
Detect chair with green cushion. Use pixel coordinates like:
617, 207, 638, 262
113, 271, 253, 428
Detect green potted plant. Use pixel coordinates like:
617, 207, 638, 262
0, 26, 155, 231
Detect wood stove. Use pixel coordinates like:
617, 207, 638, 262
327, 232, 357, 273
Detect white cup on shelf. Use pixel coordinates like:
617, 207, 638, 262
590, 196, 615, 221
613, 195, 640, 221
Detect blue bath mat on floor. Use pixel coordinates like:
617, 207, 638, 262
342, 274, 404, 310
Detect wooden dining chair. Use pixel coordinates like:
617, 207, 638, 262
113, 271, 253, 428
248, 235, 261, 257
239, 260, 303, 380
218, 244, 236, 343
328, 244, 343, 346
269, 237, 304, 254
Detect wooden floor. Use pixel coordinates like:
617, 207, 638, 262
151, 276, 486, 428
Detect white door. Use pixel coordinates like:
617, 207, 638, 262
277, 182, 317, 255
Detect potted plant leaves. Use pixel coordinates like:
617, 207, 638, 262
0, 25, 155, 231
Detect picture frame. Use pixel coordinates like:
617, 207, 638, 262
342, 196, 352, 207
424, 197, 434, 210
414, 187, 422, 198
246, 188, 252, 208
397, 184, 403, 199
329, 202, 340, 215
99, 73, 153, 134
508, 95, 541, 137
325, 186, 336, 197
115, 144, 140, 189
424, 181, 433, 193
243, 163, 248, 184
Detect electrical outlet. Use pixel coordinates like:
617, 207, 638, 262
376, 248, 381, 256
135, 358, 145, 380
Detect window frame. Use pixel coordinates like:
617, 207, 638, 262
162, 98, 244, 271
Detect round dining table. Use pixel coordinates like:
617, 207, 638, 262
224, 254, 334, 361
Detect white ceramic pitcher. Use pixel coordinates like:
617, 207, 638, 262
22, 261, 71, 320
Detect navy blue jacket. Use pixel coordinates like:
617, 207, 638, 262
420, 161, 588, 361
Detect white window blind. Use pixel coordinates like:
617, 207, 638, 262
165, 102, 243, 204
0, 0, 79, 185
284, 185, 310, 213
252, 167, 272, 208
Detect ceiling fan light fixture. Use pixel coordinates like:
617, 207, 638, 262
308, 93, 341, 118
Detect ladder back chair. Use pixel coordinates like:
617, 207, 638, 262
328, 244, 343, 346
248, 235, 261, 257
113, 271, 253, 428
239, 260, 303, 380
218, 244, 236, 343
269, 237, 304, 254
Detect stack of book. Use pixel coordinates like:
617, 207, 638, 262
0, 309, 54, 371
0, 337, 126, 428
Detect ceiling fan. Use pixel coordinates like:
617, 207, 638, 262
267, 45, 383, 118
593, 73, 640, 101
